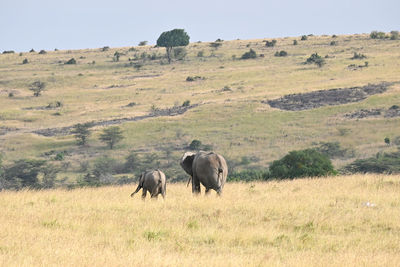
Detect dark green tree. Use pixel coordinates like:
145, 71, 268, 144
71, 122, 93, 146
269, 149, 336, 179
156, 29, 190, 63
99, 126, 124, 149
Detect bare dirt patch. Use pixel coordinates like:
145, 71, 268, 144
265, 82, 393, 111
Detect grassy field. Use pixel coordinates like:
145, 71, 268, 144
1, 33, 400, 181
1, 174, 400, 266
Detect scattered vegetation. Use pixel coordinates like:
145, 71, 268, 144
138, 41, 148, 46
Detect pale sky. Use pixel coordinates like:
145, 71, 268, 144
1, 0, 399, 52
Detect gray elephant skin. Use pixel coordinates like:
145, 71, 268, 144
130, 170, 166, 199
180, 151, 228, 195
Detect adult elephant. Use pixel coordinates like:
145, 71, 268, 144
180, 151, 228, 195
130, 170, 166, 199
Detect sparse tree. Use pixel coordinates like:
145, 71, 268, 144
138, 41, 148, 46
71, 123, 93, 146
156, 29, 190, 63
29, 81, 46, 97
99, 126, 124, 149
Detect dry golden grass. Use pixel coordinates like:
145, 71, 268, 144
1, 174, 400, 266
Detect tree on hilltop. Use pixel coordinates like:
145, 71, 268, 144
156, 29, 190, 63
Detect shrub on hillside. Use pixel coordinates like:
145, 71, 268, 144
2, 50, 15, 54
265, 40, 277, 47
314, 142, 352, 159
65, 58, 76, 64
301, 35, 308, 41
274, 50, 288, 57
351, 52, 367, 59
390, 31, 399, 40
370, 31, 386, 39
269, 149, 336, 179
39, 50, 47, 54
305, 53, 325, 67
22, 58, 29, 64
241, 49, 257, 59
342, 151, 400, 174
173, 47, 187, 60
293, 40, 298, 45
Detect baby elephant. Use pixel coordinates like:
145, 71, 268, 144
130, 170, 166, 199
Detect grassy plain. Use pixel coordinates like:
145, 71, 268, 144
1, 174, 400, 266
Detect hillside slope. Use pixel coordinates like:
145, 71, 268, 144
0, 33, 399, 181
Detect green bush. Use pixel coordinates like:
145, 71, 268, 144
315, 142, 351, 158
265, 40, 277, 47
22, 58, 29, 64
342, 151, 400, 174
65, 58, 76, 64
189, 140, 202, 150
241, 49, 257, 59
390, 31, 399, 40
293, 40, 298, 45
351, 52, 366, 59
370, 31, 386, 39
274, 50, 288, 57
305, 53, 325, 67
301, 35, 308, 41
269, 149, 336, 179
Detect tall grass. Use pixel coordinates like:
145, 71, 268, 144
1, 174, 399, 266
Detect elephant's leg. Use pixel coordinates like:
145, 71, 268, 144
162, 183, 166, 199
216, 188, 222, 196
192, 174, 201, 194
150, 186, 160, 199
141, 189, 147, 200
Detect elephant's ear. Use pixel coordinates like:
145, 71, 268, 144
180, 152, 195, 176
